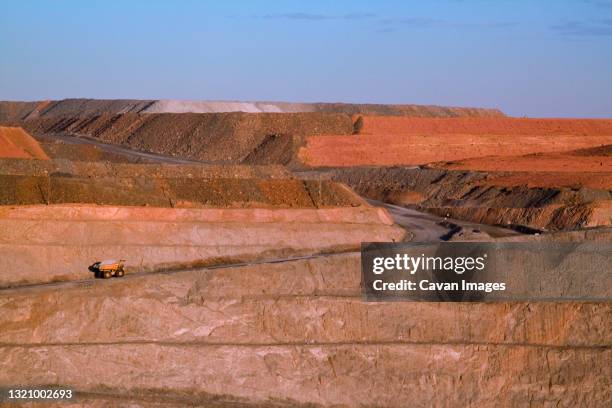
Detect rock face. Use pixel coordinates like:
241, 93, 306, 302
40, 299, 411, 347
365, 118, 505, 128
0, 158, 292, 179
0, 254, 609, 406
325, 167, 612, 231
0, 173, 364, 208
0, 102, 609, 407
0, 204, 403, 287
23, 112, 354, 164
296, 116, 612, 232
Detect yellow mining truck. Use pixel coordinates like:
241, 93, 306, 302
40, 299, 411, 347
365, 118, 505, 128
90, 260, 126, 279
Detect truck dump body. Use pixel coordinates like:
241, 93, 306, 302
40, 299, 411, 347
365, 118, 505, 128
90, 260, 125, 278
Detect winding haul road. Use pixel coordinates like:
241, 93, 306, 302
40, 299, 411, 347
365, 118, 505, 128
41, 132, 521, 243
368, 199, 521, 242
40, 132, 211, 165
6, 132, 523, 294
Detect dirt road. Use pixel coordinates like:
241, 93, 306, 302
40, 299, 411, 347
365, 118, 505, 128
0, 253, 330, 294
369, 199, 522, 241
39, 132, 211, 165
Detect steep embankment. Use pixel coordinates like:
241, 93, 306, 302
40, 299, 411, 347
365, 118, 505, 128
0, 100, 506, 166
24, 112, 354, 164
0, 254, 609, 406
298, 133, 611, 167
0, 204, 401, 287
298, 117, 612, 167
326, 167, 612, 231
0, 158, 291, 179
355, 116, 612, 135
432, 151, 612, 175
0, 99, 153, 122
0, 172, 361, 208
0, 101, 42, 122
0, 127, 49, 160
297, 116, 612, 231
0, 158, 403, 286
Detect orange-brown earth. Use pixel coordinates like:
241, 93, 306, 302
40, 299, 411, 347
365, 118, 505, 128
0, 103, 610, 406
299, 116, 612, 168
298, 133, 611, 167
433, 151, 612, 173
326, 166, 612, 230
0, 204, 403, 287
305, 116, 612, 231
0, 126, 49, 160
1, 254, 609, 406
355, 116, 612, 135
23, 112, 354, 164
483, 172, 612, 190
430, 148, 612, 189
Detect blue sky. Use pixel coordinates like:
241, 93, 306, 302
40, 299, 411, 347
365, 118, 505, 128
1, 0, 611, 117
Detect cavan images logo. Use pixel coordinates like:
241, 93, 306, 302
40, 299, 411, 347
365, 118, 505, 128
360, 242, 611, 302
371, 252, 506, 295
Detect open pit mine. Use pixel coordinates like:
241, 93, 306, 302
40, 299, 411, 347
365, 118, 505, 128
0, 99, 610, 407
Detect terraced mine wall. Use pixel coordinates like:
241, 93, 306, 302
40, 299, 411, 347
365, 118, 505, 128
355, 116, 612, 135
37, 138, 152, 163
23, 112, 354, 164
298, 116, 612, 167
0, 254, 609, 406
497, 227, 612, 242
0, 158, 292, 179
0, 98, 505, 122
0, 172, 363, 208
33, 114, 612, 168
0, 159, 405, 287
433, 151, 612, 176
0, 205, 402, 287
298, 132, 612, 167
2, 104, 609, 406
325, 167, 612, 231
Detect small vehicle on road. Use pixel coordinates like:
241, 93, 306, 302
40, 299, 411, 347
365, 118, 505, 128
89, 260, 126, 279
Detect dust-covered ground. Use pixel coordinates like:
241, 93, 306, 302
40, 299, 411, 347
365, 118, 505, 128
0, 100, 610, 407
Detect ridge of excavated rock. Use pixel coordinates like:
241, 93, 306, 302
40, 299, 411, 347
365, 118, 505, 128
0, 98, 505, 122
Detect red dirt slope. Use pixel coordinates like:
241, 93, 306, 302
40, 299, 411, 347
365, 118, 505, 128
356, 116, 612, 136
0, 127, 49, 160
299, 116, 612, 167
434, 152, 612, 173
430, 146, 612, 189
298, 133, 611, 167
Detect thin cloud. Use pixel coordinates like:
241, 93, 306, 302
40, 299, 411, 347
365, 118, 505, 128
448, 21, 519, 29
552, 19, 612, 37
583, 0, 612, 8
258, 12, 376, 21
377, 17, 518, 32
253, 12, 517, 33
379, 17, 439, 28
375, 27, 398, 34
